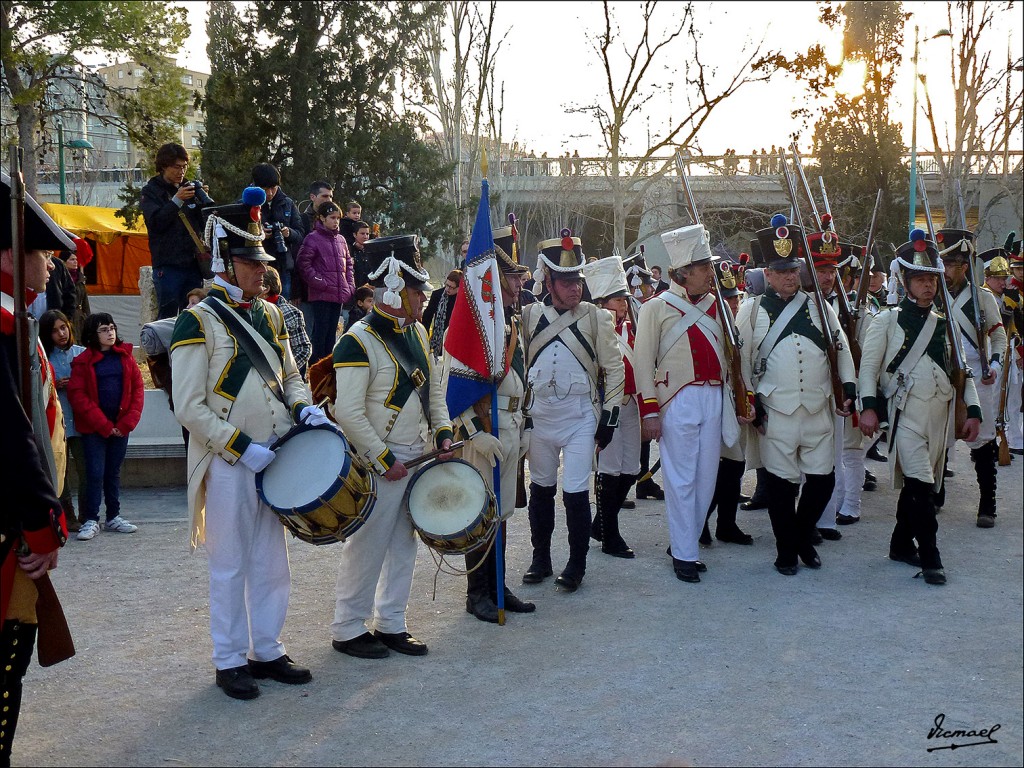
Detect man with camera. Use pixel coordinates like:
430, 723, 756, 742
141, 143, 211, 319
250, 164, 305, 300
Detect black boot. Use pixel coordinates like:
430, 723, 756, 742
523, 483, 556, 584
590, 472, 607, 543
556, 491, 591, 591
714, 458, 752, 544
971, 440, 998, 528
491, 522, 535, 613
904, 476, 944, 584
741, 467, 770, 510
764, 472, 800, 573
599, 474, 635, 558
465, 546, 499, 623
0, 620, 37, 762
796, 473, 834, 566
889, 484, 918, 564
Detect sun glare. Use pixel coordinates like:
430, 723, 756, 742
835, 59, 868, 98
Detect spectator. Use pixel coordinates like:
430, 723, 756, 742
40, 309, 88, 533
339, 200, 362, 252
759, 148, 769, 175
59, 249, 91, 342
523, 267, 537, 295
457, 238, 470, 270
303, 180, 334, 235
186, 287, 207, 307
768, 145, 778, 174
263, 265, 312, 378
540, 151, 550, 175
422, 269, 462, 358
572, 149, 582, 174
345, 284, 375, 331
140, 143, 205, 319
750, 149, 760, 175
251, 163, 305, 300
68, 312, 145, 541
650, 265, 670, 293
295, 200, 354, 365
27, 252, 75, 320
350, 220, 372, 290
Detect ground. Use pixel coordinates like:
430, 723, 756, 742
12, 442, 1023, 767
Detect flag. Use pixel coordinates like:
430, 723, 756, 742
444, 179, 506, 420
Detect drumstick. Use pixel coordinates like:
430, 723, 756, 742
404, 440, 465, 470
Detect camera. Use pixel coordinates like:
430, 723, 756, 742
266, 221, 288, 255
186, 180, 214, 209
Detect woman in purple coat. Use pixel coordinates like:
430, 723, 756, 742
295, 201, 355, 364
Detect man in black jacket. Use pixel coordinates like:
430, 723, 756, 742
251, 164, 305, 300
140, 143, 205, 319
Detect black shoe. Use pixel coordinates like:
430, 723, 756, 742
699, 523, 713, 547
332, 632, 390, 659
1010, 448, 1024, 456
944, 468, 954, 478
862, 477, 877, 492
602, 541, 635, 558
635, 479, 665, 500
811, 529, 823, 545
774, 562, 799, 576
466, 594, 499, 623
522, 561, 553, 584
621, 499, 636, 510
673, 560, 700, 583
715, 527, 754, 545
502, 588, 536, 613
738, 493, 752, 503
798, 547, 822, 569
921, 568, 947, 585
554, 571, 584, 592
694, 560, 708, 573
248, 655, 312, 685
889, 549, 921, 567
740, 497, 768, 511
836, 513, 860, 525
216, 665, 260, 700
977, 514, 995, 529
866, 445, 888, 462
817, 528, 842, 541
373, 630, 428, 656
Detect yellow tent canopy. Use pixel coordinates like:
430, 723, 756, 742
43, 203, 151, 295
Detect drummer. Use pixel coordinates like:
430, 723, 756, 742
170, 190, 326, 700
330, 234, 454, 659
442, 219, 537, 623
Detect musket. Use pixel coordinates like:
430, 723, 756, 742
790, 143, 823, 231
996, 332, 1012, 465
780, 149, 847, 410
674, 150, 751, 420
954, 179, 991, 380
917, 172, 970, 436
817, 176, 861, 367
854, 189, 884, 318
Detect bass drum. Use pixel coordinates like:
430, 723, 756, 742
257, 422, 376, 545
402, 459, 497, 555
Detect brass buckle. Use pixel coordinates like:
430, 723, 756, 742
507, 395, 520, 412
410, 368, 427, 388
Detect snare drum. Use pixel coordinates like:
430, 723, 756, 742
257, 422, 376, 545
402, 459, 497, 555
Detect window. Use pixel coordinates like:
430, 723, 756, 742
185, 123, 193, 131
196, 122, 205, 132
191, 137, 199, 147
134, 68, 143, 77
182, 74, 193, 86
102, 73, 108, 81
117, 70, 123, 79
196, 79, 203, 87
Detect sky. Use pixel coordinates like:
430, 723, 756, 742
164, 0, 1022, 158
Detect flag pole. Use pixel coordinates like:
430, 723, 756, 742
481, 149, 507, 626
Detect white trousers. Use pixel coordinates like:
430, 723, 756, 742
965, 341, 999, 448
661, 386, 722, 563
204, 456, 290, 670
1005, 350, 1022, 450
527, 394, 597, 493
597, 397, 641, 476
331, 443, 422, 642
819, 414, 846, 530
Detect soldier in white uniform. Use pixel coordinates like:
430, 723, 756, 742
521, 230, 625, 593
859, 229, 982, 585
937, 228, 1007, 528
444, 223, 536, 623
171, 195, 320, 700
330, 235, 454, 658
1006, 238, 1024, 453
635, 225, 752, 583
583, 255, 639, 558
982, 242, 1023, 457
736, 214, 856, 576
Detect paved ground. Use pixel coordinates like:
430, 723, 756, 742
12, 442, 1023, 767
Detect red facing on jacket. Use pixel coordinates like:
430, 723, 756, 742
68, 341, 145, 437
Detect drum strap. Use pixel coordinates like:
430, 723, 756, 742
203, 297, 287, 405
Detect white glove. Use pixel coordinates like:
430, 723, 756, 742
299, 404, 331, 426
470, 431, 503, 468
519, 429, 531, 459
988, 360, 1001, 381
239, 443, 276, 473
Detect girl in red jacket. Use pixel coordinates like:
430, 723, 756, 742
68, 313, 145, 541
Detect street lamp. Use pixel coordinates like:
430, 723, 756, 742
907, 25, 952, 236
56, 122, 94, 204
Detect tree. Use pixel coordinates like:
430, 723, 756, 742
0, 0, 189, 194
764, 1, 910, 249
571, 1, 774, 258
919, 0, 1023, 238
201, 1, 461, 250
